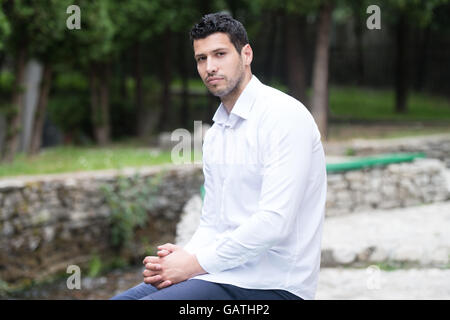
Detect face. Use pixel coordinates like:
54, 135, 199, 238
193, 32, 250, 98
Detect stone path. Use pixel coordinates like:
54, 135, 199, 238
317, 201, 450, 299
316, 268, 450, 300
321, 201, 450, 268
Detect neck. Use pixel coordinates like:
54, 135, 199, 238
222, 71, 252, 114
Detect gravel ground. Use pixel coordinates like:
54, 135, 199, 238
316, 267, 450, 300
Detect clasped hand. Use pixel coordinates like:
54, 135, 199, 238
142, 243, 205, 290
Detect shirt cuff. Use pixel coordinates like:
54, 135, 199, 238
195, 244, 223, 275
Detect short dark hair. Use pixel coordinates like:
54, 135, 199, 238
190, 12, 249, 53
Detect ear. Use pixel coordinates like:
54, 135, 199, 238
241, 44, 253, 66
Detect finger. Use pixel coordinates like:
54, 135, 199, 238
142, 269, 160, 278
143, 274, 162, 285
157, 249, 170, 257
145, 263, 162, 271
156, 280, 172, 290
158, 243, 178, 252
149, 280, 164, 288
142, 256, 159, 265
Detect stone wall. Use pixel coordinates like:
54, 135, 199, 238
325, 134, 450, 168
326, 158, 449, 216
0, 164, 203, 287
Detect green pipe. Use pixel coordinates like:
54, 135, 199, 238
326, 152, 426, 173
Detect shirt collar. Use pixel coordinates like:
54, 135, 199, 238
212, 75, 261, 127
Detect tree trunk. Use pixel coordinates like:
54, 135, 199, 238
157, 29, 173, 132
394, 12, 409, 114
134, 41, 146, 137
2, 46, 27, 162
90, 63, 111, 146
179, 36, 190, 129
414, 24, 430, 92
28, 61, 52, 155
98, 63, 111, 145
284, 13, 307, 104
311, 1, 334, 140
0, 52, 5, 71
89, 66, 99, 144
262, 11, 278, 85
352, 2, 365, 86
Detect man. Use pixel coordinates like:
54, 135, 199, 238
112, 12, 326, 300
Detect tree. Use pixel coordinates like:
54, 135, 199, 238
349, 0, 369, 86
311, 0, 334, 140
66, 0, 117, 146
256, 0, 333, 139
259, 0, 318, 104
113, 0, 203, 134
153, 0, 203, 132
111, 0, 160, 137
381, 0, 446, 114
27, 0, 72, 155
0, 0, 32, 162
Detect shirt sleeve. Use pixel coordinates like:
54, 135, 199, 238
195, 106, 316, 274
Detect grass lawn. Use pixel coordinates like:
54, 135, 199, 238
328, 86, 450, 122
0, 145, 176, 178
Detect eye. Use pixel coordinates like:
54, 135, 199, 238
217, 52, 225, 57
196, 56, 206, 62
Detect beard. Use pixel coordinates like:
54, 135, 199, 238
206, 63, 245, 98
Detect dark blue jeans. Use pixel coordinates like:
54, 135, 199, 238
111, 279, 302, 300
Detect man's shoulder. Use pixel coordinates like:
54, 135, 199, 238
255, 82, 312, 125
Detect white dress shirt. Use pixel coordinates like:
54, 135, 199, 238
184, 75, 327, 300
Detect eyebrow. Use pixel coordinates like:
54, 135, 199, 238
194, 47, 229, 59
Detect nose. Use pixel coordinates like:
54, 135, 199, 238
206, 57, 218, 74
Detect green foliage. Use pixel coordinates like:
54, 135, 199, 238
67, 0, 117, 64
45, 70, 90, 140
108, 257, 128, 270
380, 0, 448, 28
345, 148, 356, 156
375, 261, 403, 271
53, 71, 89, 91
28, 0, 72, 61
0, 0, 11, 51
0, 71, 14, 115
86, 253, 130, 277
47, 93, 90, 139
0, 70, 14, 92
101, 173, 163, 250
0, 278, 10, 296
88, 254, 103, 278
259, 0, 321, 14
